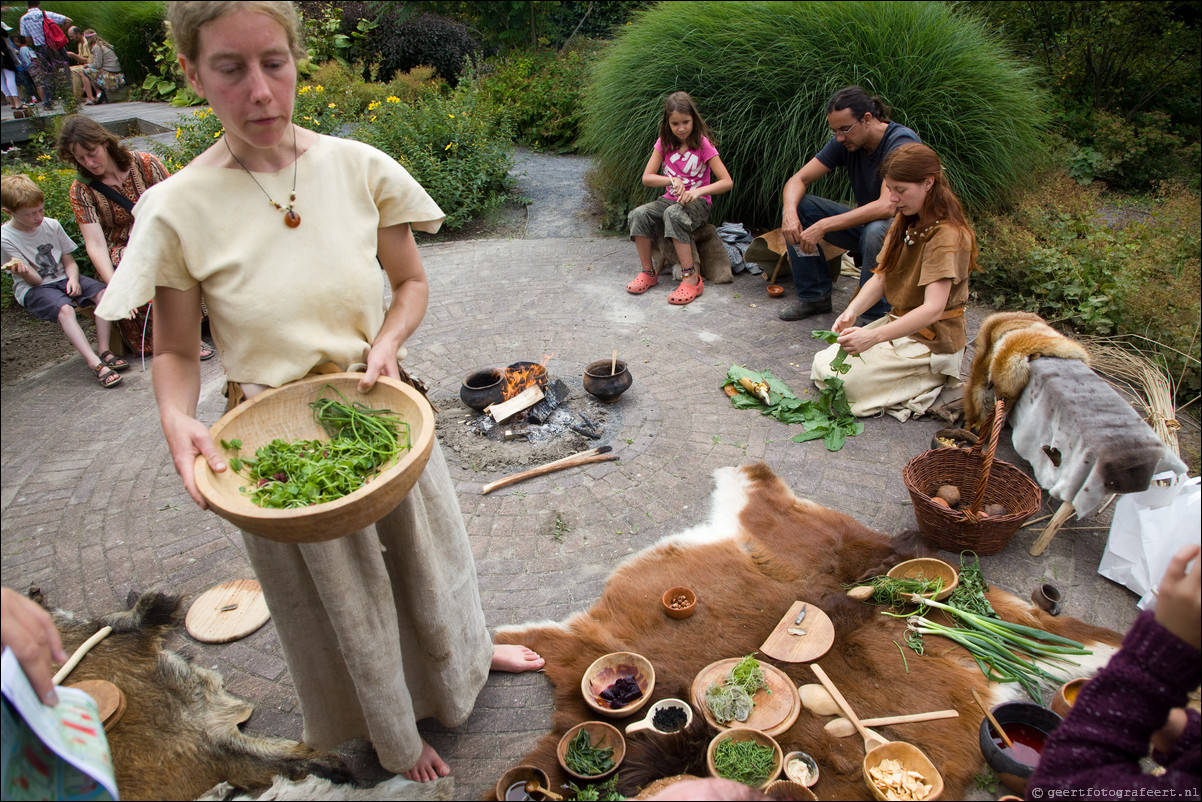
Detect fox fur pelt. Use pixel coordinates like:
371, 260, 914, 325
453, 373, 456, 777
964, 312, 1090, 431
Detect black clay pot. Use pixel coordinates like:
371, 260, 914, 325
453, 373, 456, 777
979, 701, 1062, 795
460, 368, 506, 410
583, 359, 633, 404
506, 361, 549, 390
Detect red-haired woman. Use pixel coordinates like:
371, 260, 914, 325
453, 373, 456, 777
811, 143, 977, 420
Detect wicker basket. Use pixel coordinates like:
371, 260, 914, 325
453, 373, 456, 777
903, 400, 1040, 555
195, 374, 434, 543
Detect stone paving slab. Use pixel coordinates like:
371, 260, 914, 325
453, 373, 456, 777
0, 236, 1142, 799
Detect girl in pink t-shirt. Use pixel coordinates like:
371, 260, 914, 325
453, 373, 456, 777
626, 92, 732, 305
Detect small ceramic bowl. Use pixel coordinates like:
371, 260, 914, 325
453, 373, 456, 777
495, 765, 550, 801
625, 697, 695, 735
764, 780, 818, 801
707, 728, 783, 790
557, 720, 626, 781
1051, 677, 1089, 718
662, 586, 697, 619
767, 284, 785, 298
782, 750, 820, 787
581, 651, 655, 718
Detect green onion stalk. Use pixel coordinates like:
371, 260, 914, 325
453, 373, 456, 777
899, 594, 1091, 703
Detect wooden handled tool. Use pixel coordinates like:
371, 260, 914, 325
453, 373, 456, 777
971, 686, 1013, 748
482, 447, 616, 495
825, 709, 959, 738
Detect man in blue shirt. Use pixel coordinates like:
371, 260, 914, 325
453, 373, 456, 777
779, 87, 920, 323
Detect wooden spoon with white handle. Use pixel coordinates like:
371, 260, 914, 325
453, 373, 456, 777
825, 709, 959, 738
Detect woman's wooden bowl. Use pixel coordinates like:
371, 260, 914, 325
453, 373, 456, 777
195, 374, 434, 543
887, 558, 959, 601
706, 728, 783, 790
557, 720, 626, 781
766, 284, 785, 298
863, 741, 945, 801
662, 586, 697, 619
495, 765, 549, 801
581, 651, 655, 718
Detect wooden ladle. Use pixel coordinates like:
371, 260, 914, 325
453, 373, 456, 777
811, 664, 889, 753
525, 780, 564, 801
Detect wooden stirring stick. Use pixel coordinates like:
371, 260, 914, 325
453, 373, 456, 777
611, 349, 618, 376
971, 686, 1013, 748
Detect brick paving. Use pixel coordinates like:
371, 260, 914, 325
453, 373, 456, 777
0, 107, 1145, 799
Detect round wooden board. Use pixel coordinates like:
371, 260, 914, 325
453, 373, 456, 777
185, 579, 270, 643
758, 601, 835, 663
690, 659, 801, 737
67, 679, 126, 731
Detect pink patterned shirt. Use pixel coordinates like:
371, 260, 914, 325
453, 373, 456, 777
654, 136, 720, 206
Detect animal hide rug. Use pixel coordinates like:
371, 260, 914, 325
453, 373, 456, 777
496, 464, 1122, 800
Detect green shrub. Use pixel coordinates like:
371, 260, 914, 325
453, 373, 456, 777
975, 172, 1201, 400
580, 1, 1051, 229
1068, 110, 1201, 193
352, 87, 516, 230
476, 43, 599, 151
152, 107, 224, 174
303, 61, 443, 120
377, 12, 480, 87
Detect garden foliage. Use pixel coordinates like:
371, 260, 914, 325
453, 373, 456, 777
580, 1, 1051, 229
476, 42, 599, 151
335, 4, 481, 86
975, 173, 1201, 398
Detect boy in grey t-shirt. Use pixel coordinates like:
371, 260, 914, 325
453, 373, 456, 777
1, 173, 127, 387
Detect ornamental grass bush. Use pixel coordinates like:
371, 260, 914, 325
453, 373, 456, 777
581, 0, 1050, 229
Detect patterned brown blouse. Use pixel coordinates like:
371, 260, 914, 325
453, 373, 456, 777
68, 151, 169, 268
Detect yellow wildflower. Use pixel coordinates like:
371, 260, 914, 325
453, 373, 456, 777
37, 154, 51, 161
444, 142, 453, 151
386, 96, 400, 104
298, 85, 311, 95
328, 102, 336, 109
314, 85, 324, 92
448, 114, 454, 118
368, 100, 381, 111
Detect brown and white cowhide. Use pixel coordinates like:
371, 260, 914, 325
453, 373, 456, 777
496, 463, 1123, 800
42, 591, 353, 801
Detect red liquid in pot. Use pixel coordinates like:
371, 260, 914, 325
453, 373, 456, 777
992, 722, 1048, 766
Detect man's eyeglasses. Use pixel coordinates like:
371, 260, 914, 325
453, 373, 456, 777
831, 119, 862, 137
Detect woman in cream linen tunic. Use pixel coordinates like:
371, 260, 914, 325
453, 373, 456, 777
812, 143, 977, 421
98, 131, 494, 775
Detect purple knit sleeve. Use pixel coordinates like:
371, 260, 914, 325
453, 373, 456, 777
1027, 610, 1202, 797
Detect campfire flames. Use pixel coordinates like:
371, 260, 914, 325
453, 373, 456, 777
502, 355, 552, 401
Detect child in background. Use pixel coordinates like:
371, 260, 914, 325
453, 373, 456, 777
1, 174, 127, 388
625, 91, 732, 305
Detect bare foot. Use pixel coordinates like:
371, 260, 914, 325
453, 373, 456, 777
402, 739, 450, 783
491, 643, 544, 672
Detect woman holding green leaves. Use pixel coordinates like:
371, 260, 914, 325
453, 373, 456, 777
812, 143, 977, 421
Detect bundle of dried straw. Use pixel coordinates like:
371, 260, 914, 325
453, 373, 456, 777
1082, 338, 1181, 457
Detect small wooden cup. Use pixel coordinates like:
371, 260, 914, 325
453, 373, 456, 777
495, 765, 549, 802
864, 742, 944, 801
662, 586, 697, 619
887, 558, 959, 601
581, 651, 655, 718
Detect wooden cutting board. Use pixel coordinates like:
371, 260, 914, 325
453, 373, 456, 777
690, 658, 800, 737
759, 601, 834, 663
185, 579, 270, 643
67, 679, 126, 731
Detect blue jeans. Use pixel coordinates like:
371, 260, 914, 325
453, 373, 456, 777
787, 194, 891, 320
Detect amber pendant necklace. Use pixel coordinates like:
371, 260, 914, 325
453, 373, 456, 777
224, 128, 301, 227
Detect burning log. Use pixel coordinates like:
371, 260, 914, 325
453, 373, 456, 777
488, 385, 544, 424
528, 379, 570, 424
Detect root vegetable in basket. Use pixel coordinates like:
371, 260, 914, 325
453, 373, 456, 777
221, 386, 410, 509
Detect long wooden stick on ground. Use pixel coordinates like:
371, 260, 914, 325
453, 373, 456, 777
482, 447, 616, 494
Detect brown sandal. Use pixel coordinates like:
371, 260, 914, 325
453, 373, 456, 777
93, 363, 122, 388
99, 350, 130, 371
